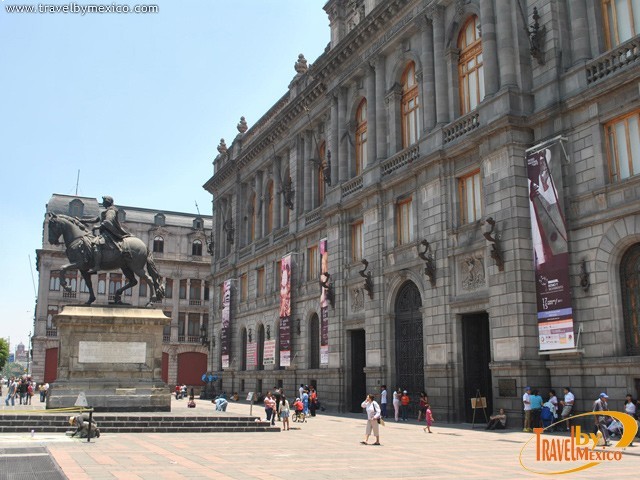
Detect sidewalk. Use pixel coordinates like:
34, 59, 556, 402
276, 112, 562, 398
1, 397, 638, 479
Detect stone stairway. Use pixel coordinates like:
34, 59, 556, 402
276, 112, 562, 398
0, 414, 280, 433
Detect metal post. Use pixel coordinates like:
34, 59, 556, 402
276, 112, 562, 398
87, 409, 93, 443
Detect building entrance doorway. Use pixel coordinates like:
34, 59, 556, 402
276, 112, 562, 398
350, 329, 366, 413
394, 281, 424, 415
462, 312, 492, 422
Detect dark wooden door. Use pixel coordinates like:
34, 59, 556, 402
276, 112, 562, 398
462, 312, 492, 423
395, 282, 424, 415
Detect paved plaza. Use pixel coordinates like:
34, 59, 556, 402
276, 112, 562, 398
1, 398, 638, 479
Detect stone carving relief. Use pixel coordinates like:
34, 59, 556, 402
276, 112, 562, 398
351, 287, 364, 312
461, 253, 485, 291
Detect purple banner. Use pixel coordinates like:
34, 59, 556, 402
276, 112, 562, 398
527, 145, 575, 351
221, 280, 231, 368
279, 254, 292, 366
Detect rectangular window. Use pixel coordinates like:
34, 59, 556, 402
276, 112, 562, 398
190, 279, 202, 301
165, 278, 173, 299
188, 314, 200, 338
240, 273, 248, 302
396, 198, 414, 245
179, 279, 187, 299
459, 170, 482, 224
178, 312, 186, 341
49, 271, 60, 291
308, 245, 319, 281
139, 279, 147, 298
204, 281, 210, 301
606, 110, 640, 182
351, 221, 364, 262
256, 267, 265, 297
603, 0, 640, 48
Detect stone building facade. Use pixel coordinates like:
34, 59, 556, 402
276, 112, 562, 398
32, 194, 213, 390
204, 0, 640, 419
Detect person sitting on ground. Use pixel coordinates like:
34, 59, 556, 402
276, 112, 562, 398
231, 392, 239, 402
69, 414, 100, 438
486, 408, 507, 430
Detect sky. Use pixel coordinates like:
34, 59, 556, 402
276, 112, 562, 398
0, 0, 329, 352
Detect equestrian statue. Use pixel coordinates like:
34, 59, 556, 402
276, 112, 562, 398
47, 196, 164, 306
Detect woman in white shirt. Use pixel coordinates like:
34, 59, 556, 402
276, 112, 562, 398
393, 388, 401, 422
360, 394, 382, 446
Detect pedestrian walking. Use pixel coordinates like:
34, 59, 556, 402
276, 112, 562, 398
593, 392, 611, 446
522, 386, 532, 432
4, 378, 16, 406
423, 404, 434, 433
560, 387, 575, 430
360, 394, 381, 445
278, 395, 291, 431
264, 392, 276, 425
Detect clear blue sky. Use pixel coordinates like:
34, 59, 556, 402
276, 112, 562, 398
0, 0, 329, 352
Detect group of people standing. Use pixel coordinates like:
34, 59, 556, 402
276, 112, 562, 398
522, 386, 574, 432
263, 385, 321, 431
4, 376, 45, 406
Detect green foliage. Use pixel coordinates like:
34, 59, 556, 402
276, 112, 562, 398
0, 338, 8, 371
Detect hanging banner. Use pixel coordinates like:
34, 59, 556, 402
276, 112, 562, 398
221, 279, 231, 368
246, 341, 257, 368
320, 238, 329, 365
279, 254, 292, 366
527, 143, 575, 351
263, 339, 276, 365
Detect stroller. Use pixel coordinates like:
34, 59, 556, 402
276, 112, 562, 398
541, 406, 554, 429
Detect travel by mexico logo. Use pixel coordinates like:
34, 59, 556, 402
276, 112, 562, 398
519, 411, 638, 475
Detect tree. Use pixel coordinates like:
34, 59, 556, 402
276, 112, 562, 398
0, 338, 8, 372
2, 362, 26, 378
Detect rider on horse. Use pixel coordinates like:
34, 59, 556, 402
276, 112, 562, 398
81, 196, 130, 273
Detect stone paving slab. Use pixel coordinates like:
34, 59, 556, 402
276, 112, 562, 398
1, 398, 638, 479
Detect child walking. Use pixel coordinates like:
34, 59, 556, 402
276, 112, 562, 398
423, 404, 434, 433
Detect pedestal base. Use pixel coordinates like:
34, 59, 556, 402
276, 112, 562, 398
48, 380, 170, 412
48, 305, 171, 412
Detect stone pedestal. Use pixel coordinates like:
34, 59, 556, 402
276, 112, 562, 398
47, 305, 171, 412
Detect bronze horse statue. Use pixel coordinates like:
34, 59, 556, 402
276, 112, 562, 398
47, 213, 164, 306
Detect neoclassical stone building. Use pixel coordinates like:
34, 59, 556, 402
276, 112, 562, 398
32, 194, 213, 390
204, 0, 640, 419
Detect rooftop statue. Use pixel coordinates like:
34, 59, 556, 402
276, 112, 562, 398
47, 196, 164, 306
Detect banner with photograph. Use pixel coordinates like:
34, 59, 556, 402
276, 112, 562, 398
320, 238, 329, 365
221, 279, 232, 368
279, 254, 292, 366
263, 339, 276, 366
527, 143, 575, 351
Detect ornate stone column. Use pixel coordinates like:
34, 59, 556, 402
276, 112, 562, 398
304, 131, 312, 212
431, 6, 449, 124
569, 0, 590, 63
338, 87, 348, 182
495, 0, 517, 88
480, 0, 499, 96
365, 65, 377, 167
374, 55, 387, 159
330, 93, 339, 183
419, 14, 436, 131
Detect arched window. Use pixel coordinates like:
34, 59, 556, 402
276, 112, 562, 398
69, 199, 84, 217
458, 15, 485, 115
317, 142, 326, 205
192, 239, 203, 256
355, 99, 367, 176
266, 181, 274, 234
621, 243, 640, 355
309, 313, 320, 369
603, 0, 640, 49
97, 274, 106, 294
153, 236, 164, 253
402, 61, 420, 147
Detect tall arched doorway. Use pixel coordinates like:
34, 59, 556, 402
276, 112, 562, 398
621, 243, 640, 355
395, 281, 424, 407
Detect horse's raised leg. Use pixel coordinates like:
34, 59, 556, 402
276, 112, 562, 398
133, 268, 158, 307
80, 270, 96, 304
58, 262, 80, 293
115, 267, 137, 304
